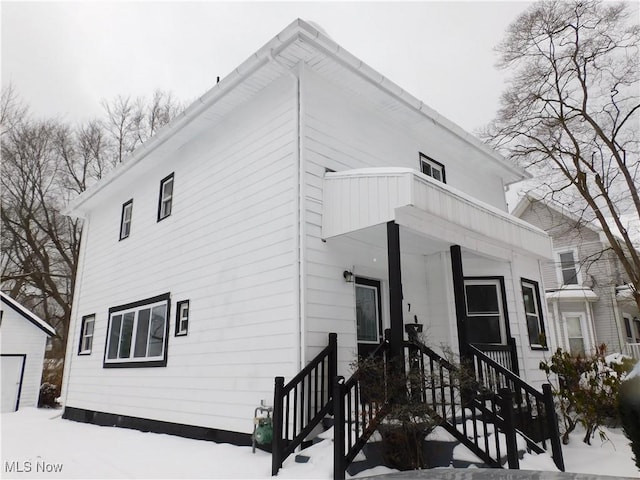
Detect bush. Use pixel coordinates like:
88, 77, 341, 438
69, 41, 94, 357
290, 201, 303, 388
38, 382, 60, 408
618, 364, 640, 469
540, 345, 634, 445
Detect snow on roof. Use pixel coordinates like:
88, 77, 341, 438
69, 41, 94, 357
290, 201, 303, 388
0, 291, 56, 337
546, 285, 598, 302
65, 19, 527, 218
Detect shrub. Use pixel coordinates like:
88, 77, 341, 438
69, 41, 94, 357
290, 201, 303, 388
618, 363, 640, 470
38, 382, 60, 408
540, 345, 634, 445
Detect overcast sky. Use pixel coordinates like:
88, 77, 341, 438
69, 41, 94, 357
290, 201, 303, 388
2, 1, 534, 134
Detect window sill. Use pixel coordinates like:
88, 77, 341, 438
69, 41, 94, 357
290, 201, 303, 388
530, 345, 549, 351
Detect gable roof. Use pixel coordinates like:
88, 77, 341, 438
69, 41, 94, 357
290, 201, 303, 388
0, 292, 56, 337
65, 19, 528, 218
512, 192, 603, 236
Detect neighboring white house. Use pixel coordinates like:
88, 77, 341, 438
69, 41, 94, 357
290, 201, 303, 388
1, 292, 56, 412
61, 19, 557, 444
513, 194, 640, 358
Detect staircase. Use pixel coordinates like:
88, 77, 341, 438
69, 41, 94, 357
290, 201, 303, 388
271, 332, 564, 478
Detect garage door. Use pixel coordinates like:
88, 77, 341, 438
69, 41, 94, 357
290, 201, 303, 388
1, 355, 25, 413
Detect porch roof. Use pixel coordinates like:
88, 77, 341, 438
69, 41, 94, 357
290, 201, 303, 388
322, 168, 553, 260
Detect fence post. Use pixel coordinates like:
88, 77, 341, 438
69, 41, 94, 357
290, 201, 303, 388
271, 376, 285, 476
333, 376, 345, 480
499, 388, 519, 470
543, 383, 565, 472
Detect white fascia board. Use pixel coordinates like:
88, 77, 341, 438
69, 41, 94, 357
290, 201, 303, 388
0, 292, 56, 336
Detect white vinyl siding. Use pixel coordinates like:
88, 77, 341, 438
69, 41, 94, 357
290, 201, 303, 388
0, 306, 49, 410
63, 74, 298, 434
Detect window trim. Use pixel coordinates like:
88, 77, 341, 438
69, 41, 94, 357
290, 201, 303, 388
119, 199, 133, 240
175, 300, 189, 337
555, 248, 582, 286
520, 278, 548, 350
419, 153, 446, 183
157, 173, 174, 222
78, 314, 96, 355
103, 293, 171, 368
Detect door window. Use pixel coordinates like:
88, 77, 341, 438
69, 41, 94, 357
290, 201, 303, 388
356, 278, 381, 344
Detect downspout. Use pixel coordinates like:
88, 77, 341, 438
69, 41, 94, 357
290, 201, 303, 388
61, 215, 90, 409
268, 51, 304, 372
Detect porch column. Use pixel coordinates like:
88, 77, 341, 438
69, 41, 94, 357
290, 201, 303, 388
450, 245, 468, 360
387, 221, 404, 362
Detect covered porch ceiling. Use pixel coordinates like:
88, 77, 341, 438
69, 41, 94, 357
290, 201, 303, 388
322, 168, 553, 260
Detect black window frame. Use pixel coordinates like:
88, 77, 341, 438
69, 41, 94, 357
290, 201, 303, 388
419, 153, 446, 183
175, 300, 189, 337
119, 199, 133, 240
463, 276, 511, 345
103, 293, 171, 368
157, 173, 174, 222
78, 314, 96, 355
521, 278, 548, 350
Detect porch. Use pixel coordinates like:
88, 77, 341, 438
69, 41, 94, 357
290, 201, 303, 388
320, 168, 553, 376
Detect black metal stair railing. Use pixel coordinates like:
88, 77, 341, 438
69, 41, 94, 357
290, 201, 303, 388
271, 333, 337, 476
405, 338, 513, 468
468, 344, 564, 471
333, 339, 390, 480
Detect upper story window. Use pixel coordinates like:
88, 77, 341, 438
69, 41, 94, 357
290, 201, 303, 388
157, 173, 174, 221
175, 300, 189, 336
521, 279, 547, 349
104, 293, 170, 368
556, 249, 581, 285
78, 314, 95, 355
419, 153, 446, 183
119, 199, 133, 240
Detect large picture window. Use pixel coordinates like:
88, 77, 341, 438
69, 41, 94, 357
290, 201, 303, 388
104, 293, 170, 368
521, 279, 547, 349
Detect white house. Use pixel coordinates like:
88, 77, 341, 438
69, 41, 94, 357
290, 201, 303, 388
513, 193, 640, 358
1, 292, 56, 412
61, 19, 557, 448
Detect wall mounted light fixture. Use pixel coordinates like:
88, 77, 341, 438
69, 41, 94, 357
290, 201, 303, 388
343, 270, 354, 283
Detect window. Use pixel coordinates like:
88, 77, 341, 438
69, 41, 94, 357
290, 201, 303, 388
175, 300, 189, 336
464, 278, 507, 344
624, 316, 633, 342
419, 153, 446, 183
556, 249, 580, 285
564, 313, 587, 356
119, 200, 133, 240
78, 314, 95, 355
104, 293, 170, 368
157, 173, 174, 221
521, 279, 547, 349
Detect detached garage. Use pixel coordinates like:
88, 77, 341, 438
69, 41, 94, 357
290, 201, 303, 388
1, 292, 56, 413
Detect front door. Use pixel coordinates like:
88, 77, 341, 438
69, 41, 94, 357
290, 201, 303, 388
356, 277, 383, 358
463, 278, 518, 373
464, 278, 507, 345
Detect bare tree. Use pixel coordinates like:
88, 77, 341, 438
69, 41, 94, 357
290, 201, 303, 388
1, 88, 183, 387
485, 0, 640, 309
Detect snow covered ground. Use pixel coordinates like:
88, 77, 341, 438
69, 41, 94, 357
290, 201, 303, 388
1, 408, 637, 479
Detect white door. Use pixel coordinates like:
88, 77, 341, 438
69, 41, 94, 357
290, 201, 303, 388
1, 355, 25, 412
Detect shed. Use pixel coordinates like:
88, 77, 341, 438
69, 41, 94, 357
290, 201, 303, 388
1, 292, 56, 412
